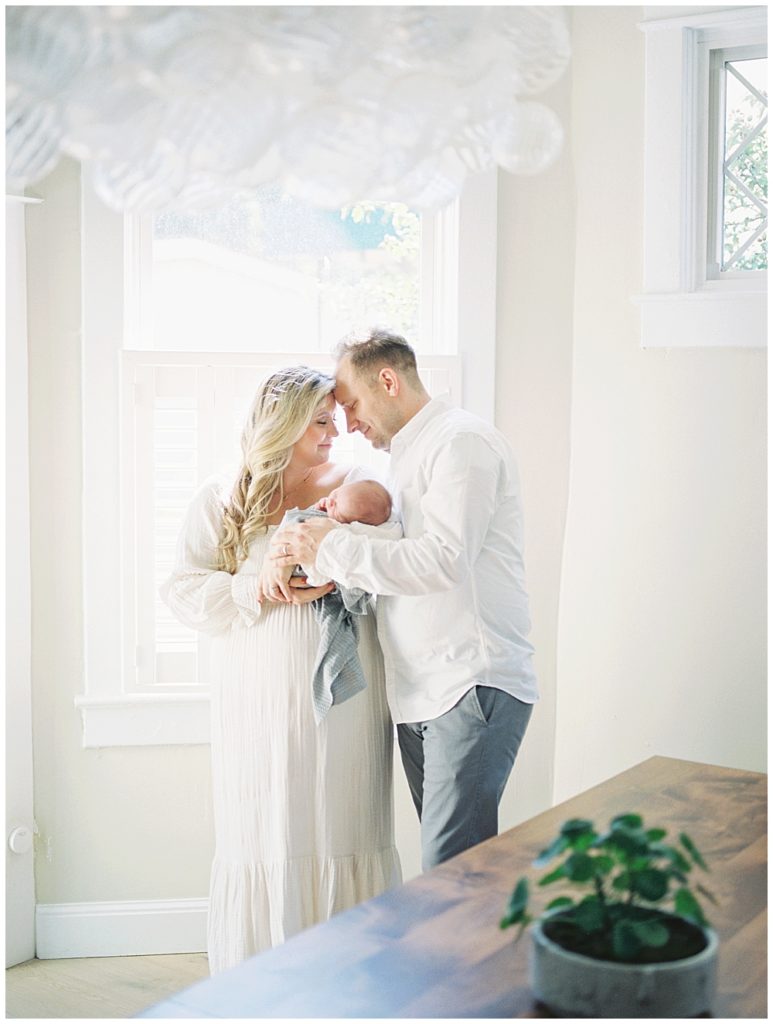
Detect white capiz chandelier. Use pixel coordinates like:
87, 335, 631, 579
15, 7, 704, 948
6, 5, 571, 212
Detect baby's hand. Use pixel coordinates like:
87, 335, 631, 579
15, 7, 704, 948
313, 496, 329, 513
257, 561, 295, 603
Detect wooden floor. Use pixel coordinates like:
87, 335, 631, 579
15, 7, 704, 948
5, 952, 209, 1019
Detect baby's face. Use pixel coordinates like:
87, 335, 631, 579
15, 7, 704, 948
323, 483, 390, 525
323, 485, 358, 524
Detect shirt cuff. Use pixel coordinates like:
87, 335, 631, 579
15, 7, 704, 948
315, 529, 355, 584
302, 563, 331, 586
230, 573, 262, 625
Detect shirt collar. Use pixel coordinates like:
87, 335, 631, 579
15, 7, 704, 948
390, 394, 453, 455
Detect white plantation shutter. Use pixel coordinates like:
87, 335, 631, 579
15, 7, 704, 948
126, 359, 205, 692
123, 351, 461, 692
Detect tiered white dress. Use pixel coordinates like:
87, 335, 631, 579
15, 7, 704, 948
161, 477, 401, 974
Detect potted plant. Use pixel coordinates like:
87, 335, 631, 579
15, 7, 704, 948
500, 813, 719, 1018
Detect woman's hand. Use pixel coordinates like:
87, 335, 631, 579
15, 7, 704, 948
257, 562, 334, 605
257, 561, 295, 603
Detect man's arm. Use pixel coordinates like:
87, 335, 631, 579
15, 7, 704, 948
300, 518, 403, 586
271, 433, 504, 596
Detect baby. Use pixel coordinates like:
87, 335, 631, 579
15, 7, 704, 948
286, 479, 399, 583
275, 479, 401, 723
313, 479, 393, 526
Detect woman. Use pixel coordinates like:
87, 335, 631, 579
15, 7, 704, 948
161, 366, 401, 974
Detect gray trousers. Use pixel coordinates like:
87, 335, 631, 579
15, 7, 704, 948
397, 686, 533, 871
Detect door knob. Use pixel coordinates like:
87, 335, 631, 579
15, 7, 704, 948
8, 826, 33, 855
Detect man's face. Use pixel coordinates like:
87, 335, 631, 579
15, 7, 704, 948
333, 359, 401, 452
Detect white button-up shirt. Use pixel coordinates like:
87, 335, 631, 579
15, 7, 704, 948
314, 397, 539, 724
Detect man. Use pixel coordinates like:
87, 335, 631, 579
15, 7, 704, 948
271, 328, 538, 871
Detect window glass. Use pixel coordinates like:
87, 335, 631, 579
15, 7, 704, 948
145, 189, 422, 351
722, 56, 767, 271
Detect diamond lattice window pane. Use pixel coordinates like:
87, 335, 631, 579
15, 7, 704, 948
722, 56, 767, 271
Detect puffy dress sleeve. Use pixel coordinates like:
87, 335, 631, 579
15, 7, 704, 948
159, 477, 262, 636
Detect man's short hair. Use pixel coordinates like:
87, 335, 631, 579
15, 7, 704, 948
333, 327, 420, 385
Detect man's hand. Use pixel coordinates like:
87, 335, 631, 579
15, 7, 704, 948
270, 518, 338, 568
285, 577, 335, 605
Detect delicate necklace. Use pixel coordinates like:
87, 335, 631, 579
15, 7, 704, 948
281, 468, 313, 504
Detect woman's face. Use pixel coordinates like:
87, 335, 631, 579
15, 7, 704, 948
291, 394, 339, 468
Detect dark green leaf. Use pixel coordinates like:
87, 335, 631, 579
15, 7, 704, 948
574, 898, 606, 933
534, 835, 569, 867
573, 831, 597, 853
565, 852, 596, 883
546, 896, 574, 911
674, 887, 707, 926
631, 919, 670, 948
606, 827, 648, 857
499, 912, 532, 932
612, 919, 642, 960
503, 878, 529, 920
646, 828, 667, 842
539, 864, 567, 887
592, 855, 615, 876
612, 870, 631, 891
561, 818, 595, 840
653, 844, 691, 873
680, 833, 708, 871
611, 813, 643, 830
500, 878, 531, 932
631, 868, 670, 901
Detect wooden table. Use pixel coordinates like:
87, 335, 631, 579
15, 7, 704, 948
140, 756, 767, 1018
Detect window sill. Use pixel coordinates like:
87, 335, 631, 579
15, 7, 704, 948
632, 287, 767, 348
74, 693, 210, 748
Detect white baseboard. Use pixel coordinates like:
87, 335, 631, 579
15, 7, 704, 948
35, 898, 208, 959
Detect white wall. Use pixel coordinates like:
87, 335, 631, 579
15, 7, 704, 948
26, 161, 213, 909
494, 63, 575, 831
553, 6, 766, 802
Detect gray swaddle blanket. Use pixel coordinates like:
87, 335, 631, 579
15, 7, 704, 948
280, 507, 371, 724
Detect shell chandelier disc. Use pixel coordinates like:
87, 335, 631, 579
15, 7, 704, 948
6, 5, 570, 212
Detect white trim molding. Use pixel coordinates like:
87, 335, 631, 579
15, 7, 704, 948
74, 693, 210, 748
634, 6, 767, 348
36, 898, 208, 959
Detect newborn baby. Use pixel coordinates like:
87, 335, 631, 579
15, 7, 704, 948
313, 479, 393, 526
277, 478, 401, 723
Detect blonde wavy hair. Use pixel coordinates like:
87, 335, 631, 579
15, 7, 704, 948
217, 366, 335, 574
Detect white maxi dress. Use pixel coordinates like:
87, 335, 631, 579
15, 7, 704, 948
161, 477, 401, 974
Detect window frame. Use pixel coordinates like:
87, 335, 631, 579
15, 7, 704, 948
634, 5, 767, 349
75, 170, 498, 747
706, 42, 768, 281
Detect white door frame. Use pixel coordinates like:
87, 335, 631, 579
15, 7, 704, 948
6, 194, 38, 967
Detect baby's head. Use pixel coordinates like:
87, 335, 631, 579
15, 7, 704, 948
322, 480, 392, 526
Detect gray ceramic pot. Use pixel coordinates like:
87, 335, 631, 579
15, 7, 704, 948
530, 916, 718, 1018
